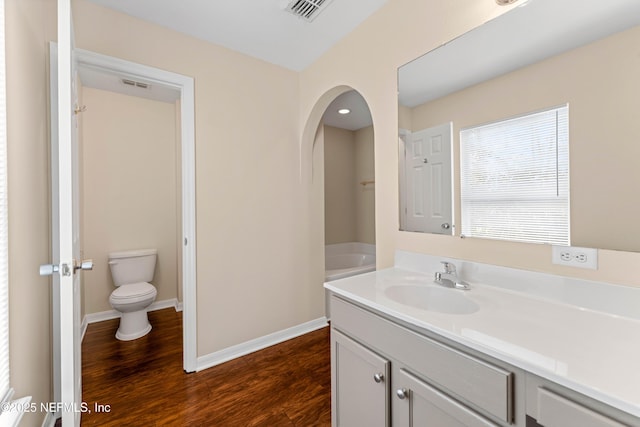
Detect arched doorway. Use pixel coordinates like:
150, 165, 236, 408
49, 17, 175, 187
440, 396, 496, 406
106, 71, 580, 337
301, 87, 375, 318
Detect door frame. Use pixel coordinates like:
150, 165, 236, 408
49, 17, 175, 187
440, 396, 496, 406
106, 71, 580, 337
74, 49, 198, 372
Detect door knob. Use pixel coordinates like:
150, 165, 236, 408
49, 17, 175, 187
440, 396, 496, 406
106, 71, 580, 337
441, 223, 451, 229
74, 259, 94, 272
396, 388, 409, 399
373, 373, 384, 383
39, 264, 60, 276
41, 259, 93, 276
39, 263, 71, 276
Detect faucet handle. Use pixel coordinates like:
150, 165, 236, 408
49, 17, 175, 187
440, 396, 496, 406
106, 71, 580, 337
441, 261, 456, 274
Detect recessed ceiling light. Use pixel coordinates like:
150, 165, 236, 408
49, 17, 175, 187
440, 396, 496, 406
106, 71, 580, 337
338, 108, 351, 115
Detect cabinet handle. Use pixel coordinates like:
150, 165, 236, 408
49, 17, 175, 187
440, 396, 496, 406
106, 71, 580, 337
373, 373, 384, 383
396, 388, 409, 399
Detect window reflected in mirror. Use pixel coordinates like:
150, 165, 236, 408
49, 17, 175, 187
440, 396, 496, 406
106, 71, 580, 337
460, 106, 569, 245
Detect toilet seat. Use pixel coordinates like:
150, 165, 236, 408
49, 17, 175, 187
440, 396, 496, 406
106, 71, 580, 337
110, 282, 156, 303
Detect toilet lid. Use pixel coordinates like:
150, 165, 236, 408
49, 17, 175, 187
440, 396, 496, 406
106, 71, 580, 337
111, 282, 156, 300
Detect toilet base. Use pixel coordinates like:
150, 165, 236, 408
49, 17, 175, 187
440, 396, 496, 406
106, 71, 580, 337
115, 310, 152, 341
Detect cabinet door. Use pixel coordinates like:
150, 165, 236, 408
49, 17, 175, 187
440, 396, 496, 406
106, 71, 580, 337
332, 330, 390, 427
394, 368, 500, 427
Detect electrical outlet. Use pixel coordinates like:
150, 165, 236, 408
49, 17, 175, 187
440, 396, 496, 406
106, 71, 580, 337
552, 245, 598, 270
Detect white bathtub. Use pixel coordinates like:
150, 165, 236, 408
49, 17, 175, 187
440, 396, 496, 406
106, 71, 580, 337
325, 243, 376, 281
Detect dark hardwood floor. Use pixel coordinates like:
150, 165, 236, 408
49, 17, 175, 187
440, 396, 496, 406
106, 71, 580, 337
80, 309, 331, 426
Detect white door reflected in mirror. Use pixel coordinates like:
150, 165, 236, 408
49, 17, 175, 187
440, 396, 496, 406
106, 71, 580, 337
400, 122, 453, 234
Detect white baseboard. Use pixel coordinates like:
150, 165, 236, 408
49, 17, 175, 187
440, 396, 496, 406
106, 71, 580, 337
82, 298, 183, 340
196, 317, 329, 372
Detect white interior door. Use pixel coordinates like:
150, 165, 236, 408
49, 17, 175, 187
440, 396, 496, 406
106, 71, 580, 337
49, 1, 85, 425
404, 123, 453, 234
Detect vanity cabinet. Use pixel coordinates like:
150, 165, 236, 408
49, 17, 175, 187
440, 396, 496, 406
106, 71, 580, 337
330, 293, 640, 427
330, 294, 525, 427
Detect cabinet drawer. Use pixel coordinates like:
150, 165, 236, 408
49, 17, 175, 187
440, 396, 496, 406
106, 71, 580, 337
331, 296, 514, 423
537, 388, 627, 427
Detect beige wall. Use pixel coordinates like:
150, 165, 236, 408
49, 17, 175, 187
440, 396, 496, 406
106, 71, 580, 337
355, 125, 375, 244
300, 0, 640, 287
323, 124, 376, 245
81, 87, 178, 314
72, 0, 325, 354
324, 125, 356, 244
409, 25, 640, 253
5, 0, 56, 424
311, 124, 326, 307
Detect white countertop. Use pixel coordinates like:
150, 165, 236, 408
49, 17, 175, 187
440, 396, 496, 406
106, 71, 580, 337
325, 265, 640, 419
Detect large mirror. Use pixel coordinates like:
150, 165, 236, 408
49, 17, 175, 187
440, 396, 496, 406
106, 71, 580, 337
398, 0, 640, 252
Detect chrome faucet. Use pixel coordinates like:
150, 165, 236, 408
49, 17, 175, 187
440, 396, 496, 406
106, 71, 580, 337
434, 261, 471, 290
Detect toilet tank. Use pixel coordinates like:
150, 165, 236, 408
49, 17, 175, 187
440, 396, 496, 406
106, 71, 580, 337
108, 248, 157, 286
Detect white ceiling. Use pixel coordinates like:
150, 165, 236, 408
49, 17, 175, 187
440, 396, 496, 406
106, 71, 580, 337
86, 0, 389, 72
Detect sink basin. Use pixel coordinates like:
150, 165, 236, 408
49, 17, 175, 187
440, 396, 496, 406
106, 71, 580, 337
384, 284, 479, 315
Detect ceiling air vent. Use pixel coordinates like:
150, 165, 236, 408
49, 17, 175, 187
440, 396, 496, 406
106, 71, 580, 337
122, 79, 150, 89
285, 0, 334, 22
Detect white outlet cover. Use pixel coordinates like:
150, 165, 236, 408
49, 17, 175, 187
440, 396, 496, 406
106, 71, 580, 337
552, 245, 598, 270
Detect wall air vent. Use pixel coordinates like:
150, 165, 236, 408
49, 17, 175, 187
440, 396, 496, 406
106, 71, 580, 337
285, 0, 334, 22
122, 79, 150, 89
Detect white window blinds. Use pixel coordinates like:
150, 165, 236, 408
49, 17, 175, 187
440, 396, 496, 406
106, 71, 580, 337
460, 106, 569, 245
0, 0, 10, 406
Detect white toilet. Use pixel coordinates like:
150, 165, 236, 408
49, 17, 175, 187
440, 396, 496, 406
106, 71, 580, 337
108, 248, 158, 341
